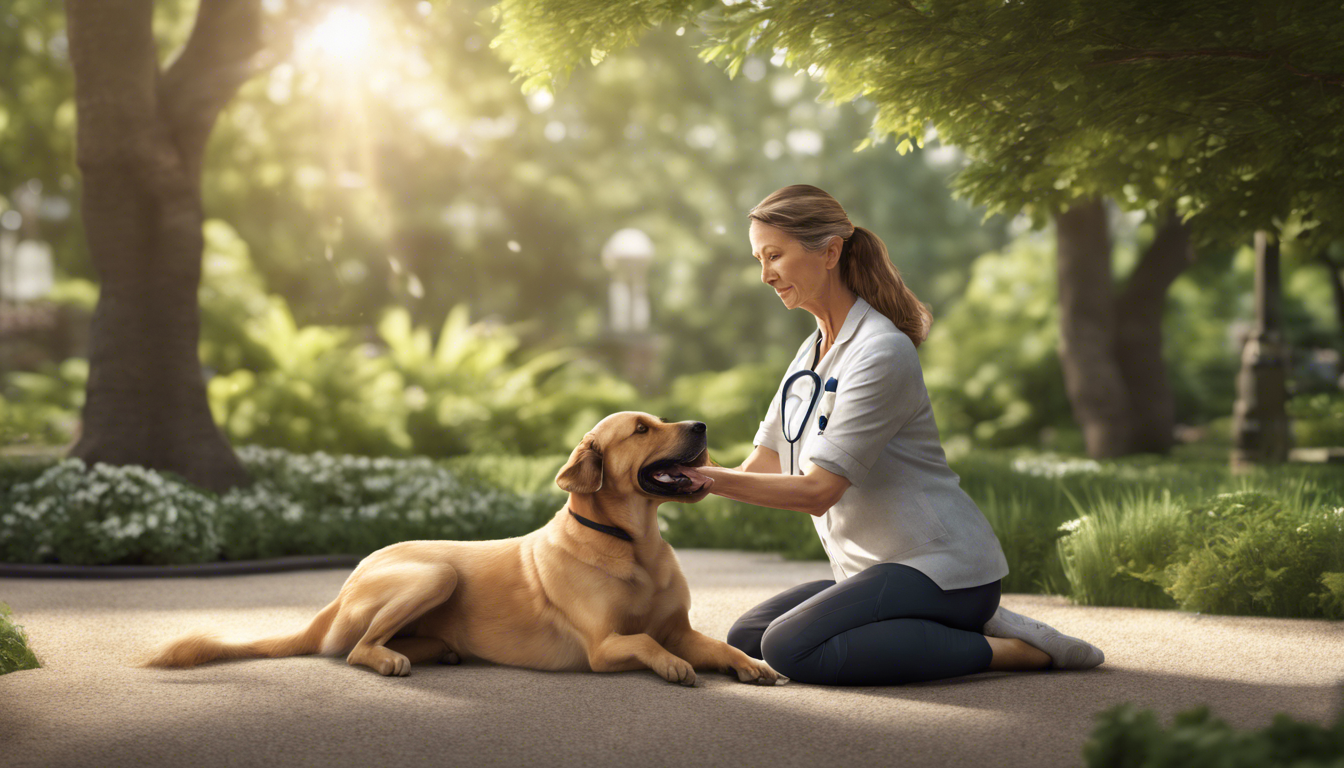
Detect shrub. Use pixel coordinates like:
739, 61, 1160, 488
1290, 391, 1344, 448
1, 460, 221, 566
1083, 696, 1344, 768
0, 602, 41, 676
1057, 488, 1344, 619
0, 448, 556, 566
1163, 492, 1344, 619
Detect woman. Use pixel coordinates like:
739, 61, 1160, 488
694, 185, 1105, 686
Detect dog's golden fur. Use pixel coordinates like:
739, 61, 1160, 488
137, 412, 783, 686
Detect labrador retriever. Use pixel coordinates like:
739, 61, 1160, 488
139, 412, 784, 687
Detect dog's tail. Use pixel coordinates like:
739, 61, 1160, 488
135, 598, 341, 669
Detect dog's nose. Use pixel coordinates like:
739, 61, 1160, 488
689, 422, 706, 433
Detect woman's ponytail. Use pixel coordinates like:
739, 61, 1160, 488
839, 226, 933, 347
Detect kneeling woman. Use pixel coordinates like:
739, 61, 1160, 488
695, 184, 1105, 686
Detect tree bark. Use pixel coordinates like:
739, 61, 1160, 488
1318, 252, 1344, 380
1112, 209, 1195, 453
1055, 197, 1132, 457
65, 0, 262, 492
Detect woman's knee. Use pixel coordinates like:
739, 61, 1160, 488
758, 620, 807, 680
725, 620, 760, 657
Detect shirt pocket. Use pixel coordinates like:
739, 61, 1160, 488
885, 491, 950, 557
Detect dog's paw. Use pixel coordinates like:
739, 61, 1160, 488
439, 649, 462, 665
349, 646, 413, 676
379, 650, 413, 676
730, 659, 783, 686
656, 656, 697, 687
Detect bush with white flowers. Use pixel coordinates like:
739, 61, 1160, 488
0, 447, 556, 566
1, 460, 219, 565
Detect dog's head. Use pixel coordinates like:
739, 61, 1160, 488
555, 412, 712, 502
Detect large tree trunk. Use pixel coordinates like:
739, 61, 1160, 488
65, 0, 262, 493
1319, 252, 1344, 380
1055, 198, 1132, 457
1112, 210, 1195, 453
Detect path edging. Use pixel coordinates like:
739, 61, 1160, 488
0, 555, 363, 579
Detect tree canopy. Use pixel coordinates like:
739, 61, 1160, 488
492, 0, 1344, 253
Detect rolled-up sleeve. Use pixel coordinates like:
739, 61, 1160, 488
808, 333, 922, 485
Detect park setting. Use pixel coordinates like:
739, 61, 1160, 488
2, 0, 1344, 766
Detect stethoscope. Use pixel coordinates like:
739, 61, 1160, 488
779, 369, 821, 476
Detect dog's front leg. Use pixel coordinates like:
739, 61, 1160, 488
664, 629, 785, 685
587, 632, 697, 687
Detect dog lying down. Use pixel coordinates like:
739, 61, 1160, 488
138, 412, 785, 687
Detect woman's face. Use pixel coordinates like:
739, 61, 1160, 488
749, 220, 840, 310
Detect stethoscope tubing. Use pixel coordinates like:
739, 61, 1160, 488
780, 369, 822, 476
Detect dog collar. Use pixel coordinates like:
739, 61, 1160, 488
567, 507, 633, 542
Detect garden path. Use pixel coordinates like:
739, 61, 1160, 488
1, 549, 1341, 767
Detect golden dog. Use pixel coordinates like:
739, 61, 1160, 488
139, 412, 784, 687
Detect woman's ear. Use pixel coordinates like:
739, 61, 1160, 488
556, 436, 603, 494
825, 234, 844, 269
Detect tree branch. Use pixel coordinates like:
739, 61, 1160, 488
1116, 208, 1195, 315
158, 0, 265, 184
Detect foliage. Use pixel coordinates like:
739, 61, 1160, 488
0, 602, 40, 676
922, 233, 1068, 447
1289, 391, 1344, 448
0, 357, 84, 447
493, 0, 1344, 253
213, 446, 556, 560
0, 447, 556, 565
1058, 489, 1344, 619
4, 0, 1007, 382
5, 447, 1344, 620
1082, 698, 1344, 768
1, 460, 221, 565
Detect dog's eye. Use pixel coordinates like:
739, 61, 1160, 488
634, 423, 648, 434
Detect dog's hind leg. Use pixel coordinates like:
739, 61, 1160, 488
343, 562, 459, 676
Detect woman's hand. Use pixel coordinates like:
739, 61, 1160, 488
696, 462, 850, 517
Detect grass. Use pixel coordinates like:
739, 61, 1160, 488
0, 602, 41, 675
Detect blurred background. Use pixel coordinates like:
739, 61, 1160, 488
3, 0, 1338, 462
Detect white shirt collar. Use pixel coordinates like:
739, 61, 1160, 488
813, 294, 872, 349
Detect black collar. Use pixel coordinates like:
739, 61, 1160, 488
567, 507, 633, 542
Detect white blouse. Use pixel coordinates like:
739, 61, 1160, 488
753, 295, 1010, 591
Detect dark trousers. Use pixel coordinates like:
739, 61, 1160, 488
726, 562, 1001, 686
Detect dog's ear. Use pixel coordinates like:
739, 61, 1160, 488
556, 436, 603, 494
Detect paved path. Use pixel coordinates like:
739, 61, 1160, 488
2, 549, 1342, 767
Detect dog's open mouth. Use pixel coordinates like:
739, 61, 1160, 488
639, 449, 711, 496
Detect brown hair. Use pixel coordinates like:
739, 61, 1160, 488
748, 184, 932, 346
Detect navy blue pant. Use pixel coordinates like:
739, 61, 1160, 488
726, 562, 1001, 686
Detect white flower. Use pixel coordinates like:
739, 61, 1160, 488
1057, 516, 1089, 534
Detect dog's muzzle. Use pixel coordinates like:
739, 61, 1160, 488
638, 428, 710, 496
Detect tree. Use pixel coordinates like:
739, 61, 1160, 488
489, 0, 1344, 456
63, 0, 275, 491
33, 0, 1007, 489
